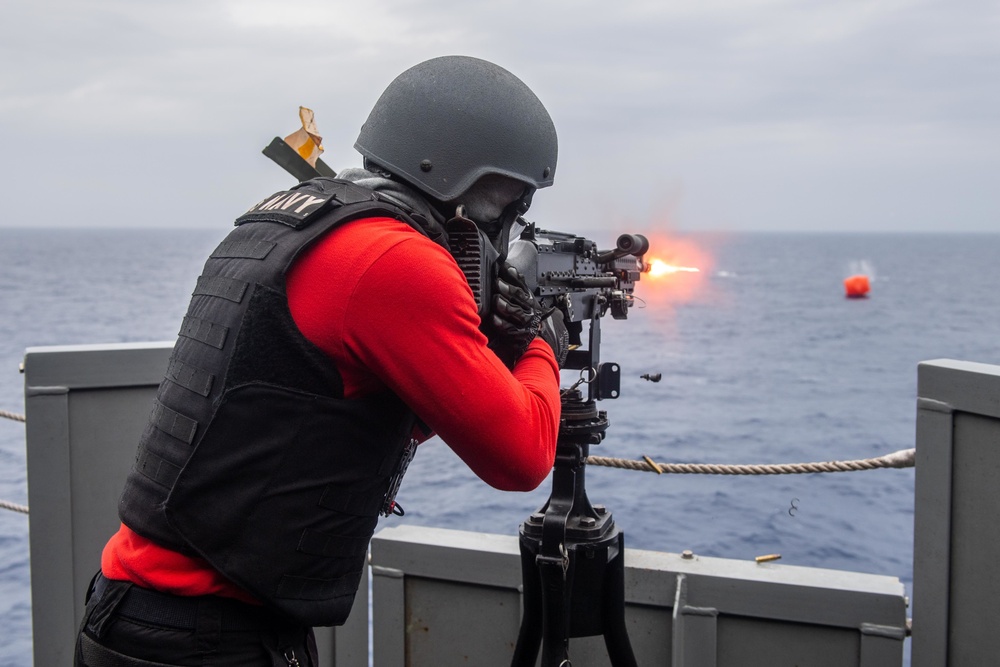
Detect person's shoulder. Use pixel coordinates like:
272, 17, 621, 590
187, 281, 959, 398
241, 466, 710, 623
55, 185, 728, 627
337, 215, 430, 243
331, 217, 467, 304
338, 217, 448, 258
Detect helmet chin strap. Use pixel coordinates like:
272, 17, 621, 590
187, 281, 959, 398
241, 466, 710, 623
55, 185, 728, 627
488, 187, 534, 263
445, 185, 533, 320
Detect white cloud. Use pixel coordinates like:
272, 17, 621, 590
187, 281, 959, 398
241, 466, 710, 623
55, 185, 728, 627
0, 0, 997, 231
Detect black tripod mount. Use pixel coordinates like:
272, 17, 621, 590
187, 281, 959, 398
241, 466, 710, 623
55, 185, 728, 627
511, 383, 638, 667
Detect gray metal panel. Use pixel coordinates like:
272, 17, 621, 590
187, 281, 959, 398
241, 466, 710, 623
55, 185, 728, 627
911, 397, 953, 667
23, 343, 368, 667
25, 344, 174, 667
861, 624, 909, 667
916, 359, 1000, 419
913, 359, 1000, 667
372, 565, 406, 666
404, 577, 522, 666
681, 566, 905, 629
371, 525, 906, 667
673, 574, 718, 667
717, 618, 857, 667
328, 564, 370, 666
68, 387, 161, 600
624, 548, 905, 614
312, 565, 370, 666
24, 388, 74, 667
948, 412, 1000, 664
24, 342, 174, 389
372, 526, 524, 588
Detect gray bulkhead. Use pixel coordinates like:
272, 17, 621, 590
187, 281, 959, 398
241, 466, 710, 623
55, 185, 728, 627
22, 343, 997, 665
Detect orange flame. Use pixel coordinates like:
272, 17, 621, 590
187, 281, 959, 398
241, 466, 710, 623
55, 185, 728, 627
636, 233, 715, 306
647, 258, 700, 276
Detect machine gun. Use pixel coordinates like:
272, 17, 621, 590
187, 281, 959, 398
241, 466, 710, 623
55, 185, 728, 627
506, 223, 647, 667
507, 224, 648, 390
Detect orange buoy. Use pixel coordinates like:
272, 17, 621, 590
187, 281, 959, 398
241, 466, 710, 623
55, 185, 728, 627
844, 274, 870, 298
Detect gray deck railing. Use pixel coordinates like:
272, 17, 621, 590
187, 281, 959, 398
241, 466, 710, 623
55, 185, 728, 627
370, 524, 906, 666
24, 344, 994, 665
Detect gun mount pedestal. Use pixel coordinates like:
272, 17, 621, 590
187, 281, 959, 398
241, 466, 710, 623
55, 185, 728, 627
506, 225, 648, 666
511, 389, 637, 667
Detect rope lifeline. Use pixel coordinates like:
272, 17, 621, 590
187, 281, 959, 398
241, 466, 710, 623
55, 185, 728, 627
0, 409, 28, 513
0, 451, 916, 516
0, 499, 28, 515
588, 448, 915, 475
0, 403, 916, 515
0, 409, 25, 423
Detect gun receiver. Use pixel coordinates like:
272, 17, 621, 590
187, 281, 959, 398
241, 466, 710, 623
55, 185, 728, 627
507, 222, 649, 381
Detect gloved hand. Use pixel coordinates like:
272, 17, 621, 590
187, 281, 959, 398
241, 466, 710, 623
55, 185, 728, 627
483, 263, 541, 368
537, 306, 570, 367
483, 263, 570, 368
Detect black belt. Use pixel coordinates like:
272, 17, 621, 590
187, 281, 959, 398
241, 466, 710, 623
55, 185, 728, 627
92, 574, 301, 632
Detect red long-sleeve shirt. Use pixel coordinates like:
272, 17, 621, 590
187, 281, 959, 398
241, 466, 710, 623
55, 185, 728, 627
102, 216, 561, 599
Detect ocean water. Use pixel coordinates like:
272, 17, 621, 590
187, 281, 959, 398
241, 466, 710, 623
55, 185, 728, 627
2, 228, 999, 665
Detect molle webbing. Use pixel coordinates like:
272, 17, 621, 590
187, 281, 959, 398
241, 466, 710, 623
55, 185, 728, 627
211, 239, 277, 260
118, 178, 421, 625
164, 359, 214, 397
276, 572, 360, 602
179, 316, 228, 349
134, 445, 182, 489
192, 276, 249, 303
121, 180, 383, 542
151, 403, 198, 445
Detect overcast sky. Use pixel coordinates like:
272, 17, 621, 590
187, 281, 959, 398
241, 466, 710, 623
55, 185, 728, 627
1, 0, 997, 234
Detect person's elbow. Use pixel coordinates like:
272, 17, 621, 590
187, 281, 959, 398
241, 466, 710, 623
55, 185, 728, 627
488, 457, 553, 492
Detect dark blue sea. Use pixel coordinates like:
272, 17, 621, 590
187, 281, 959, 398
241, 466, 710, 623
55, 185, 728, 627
2, 228, 999, 665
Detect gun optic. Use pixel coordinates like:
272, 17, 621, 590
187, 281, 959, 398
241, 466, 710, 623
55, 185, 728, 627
596, 234, 649, 265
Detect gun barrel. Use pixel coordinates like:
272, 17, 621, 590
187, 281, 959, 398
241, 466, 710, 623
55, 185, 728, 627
568, 276, 617, 288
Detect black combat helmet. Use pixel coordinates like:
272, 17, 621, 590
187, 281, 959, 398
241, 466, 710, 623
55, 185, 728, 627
355, 55, 558, 203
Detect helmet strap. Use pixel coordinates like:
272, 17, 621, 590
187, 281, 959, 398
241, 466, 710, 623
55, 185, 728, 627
493, 187, 534, 263
362, 157, 394, 179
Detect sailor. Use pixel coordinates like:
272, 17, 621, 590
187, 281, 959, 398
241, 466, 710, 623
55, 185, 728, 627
75, 55, 567, 667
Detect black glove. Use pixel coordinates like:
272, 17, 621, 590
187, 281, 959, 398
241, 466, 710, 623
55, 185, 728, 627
483, 263, 569, 368
538, 306, 570, 367
483, 263, 541, 368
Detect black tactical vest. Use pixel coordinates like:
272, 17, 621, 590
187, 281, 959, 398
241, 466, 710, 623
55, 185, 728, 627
118, 178, 424, 626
